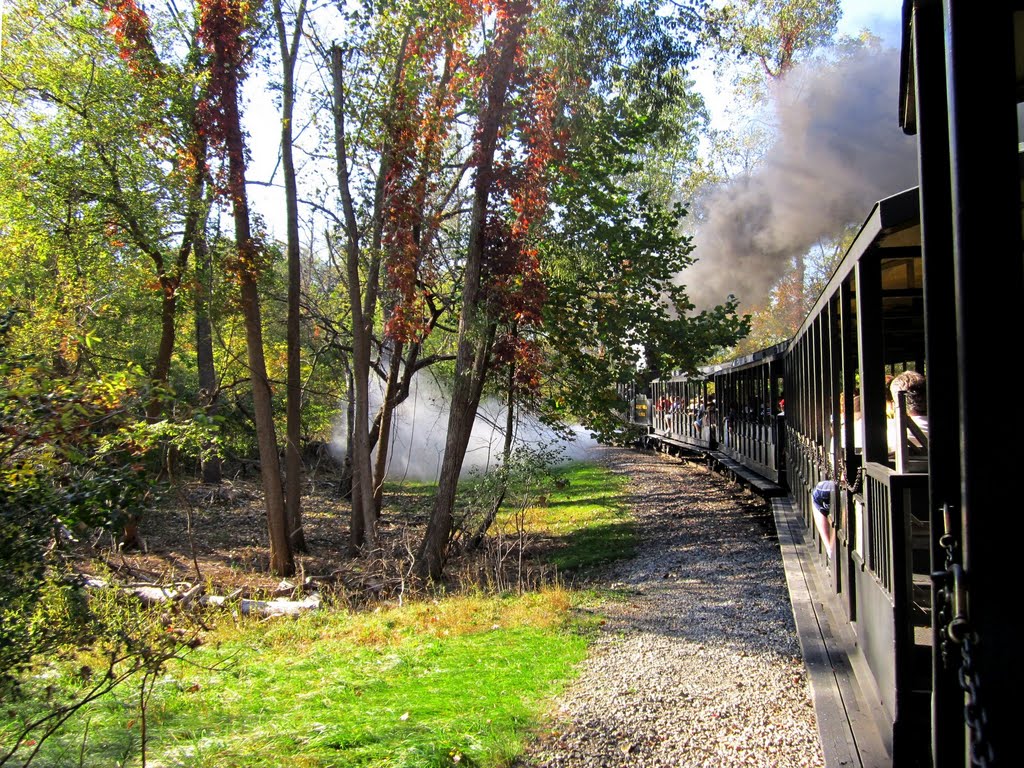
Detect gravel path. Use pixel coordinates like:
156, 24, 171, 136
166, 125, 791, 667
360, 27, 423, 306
516, 445, 824, 768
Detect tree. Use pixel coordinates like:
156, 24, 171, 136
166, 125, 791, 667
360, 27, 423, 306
0, 0, 234, 540
1, 2, 192, 426
414, 0, 541, 581
331, 42, 381, 553
542, 109, 749, 441
408, 0, 734, 580
325, 0, 479, 553
702, 0, 841, 83
198, 0, 294, 575
273, 0, 309, 552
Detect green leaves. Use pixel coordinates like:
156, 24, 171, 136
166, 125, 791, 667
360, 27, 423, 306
538, 106, 748, 441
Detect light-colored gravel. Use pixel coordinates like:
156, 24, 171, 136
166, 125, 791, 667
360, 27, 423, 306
516, 445, 824, 768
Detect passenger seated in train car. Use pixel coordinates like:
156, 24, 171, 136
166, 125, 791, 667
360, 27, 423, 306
887, 370, 928, 469
842, 395, 863, 452
704, 397, 717, 440
828, 394, 863, 462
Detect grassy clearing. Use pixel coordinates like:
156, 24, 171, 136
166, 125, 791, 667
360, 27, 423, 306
13, 591, 593, 768
510, 462, 634, 574
2, 461, 636, 768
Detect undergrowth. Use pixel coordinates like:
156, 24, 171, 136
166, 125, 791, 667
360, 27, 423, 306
0, 461, 636, 768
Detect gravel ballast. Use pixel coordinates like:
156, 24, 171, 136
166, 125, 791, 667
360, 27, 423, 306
516, 445, 825, 768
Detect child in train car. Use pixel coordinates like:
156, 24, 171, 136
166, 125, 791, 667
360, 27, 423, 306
887, 371, 928, 469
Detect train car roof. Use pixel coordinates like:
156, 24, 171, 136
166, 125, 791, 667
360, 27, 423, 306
900, 1, 1024, 133
791, 185, 920, 346
650, 340, 790, 384
701, 340, 790, 376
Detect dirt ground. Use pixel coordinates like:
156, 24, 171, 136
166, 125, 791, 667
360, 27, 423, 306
71, 462, 440, 603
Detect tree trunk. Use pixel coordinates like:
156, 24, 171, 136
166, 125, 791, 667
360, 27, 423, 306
145, 277, 178, 422
468, 356, 516, 551
417, 328, 494, 578
275, 0, 309, 553
219, 24, 293, 577
372, 343, 403, 515
332, 45, 378, 553
194, 232, 222, 484
338, 363, 355, 500
237, 271, 292, 575
415, 12, 527, 581
120, 273, 180, 549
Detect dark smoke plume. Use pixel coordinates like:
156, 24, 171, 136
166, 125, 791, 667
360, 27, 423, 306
682, 43, 919, 311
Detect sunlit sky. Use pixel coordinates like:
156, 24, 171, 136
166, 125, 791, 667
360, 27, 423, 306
840, 0, 902, 41
248, 0, 906, 238
694, 0, 903, 128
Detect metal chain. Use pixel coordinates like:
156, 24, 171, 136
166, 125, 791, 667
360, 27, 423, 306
937, 529, 956, 670
844, 465, 864, 494
934, 505, 994, 767
960, 634, 994, 768
815, 440, 865, 494
815, 446, 833, 481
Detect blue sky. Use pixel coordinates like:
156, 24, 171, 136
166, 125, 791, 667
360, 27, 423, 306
839, 0, 902, 42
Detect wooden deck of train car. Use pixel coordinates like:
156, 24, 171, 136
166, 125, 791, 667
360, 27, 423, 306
708, 451, 786, 497
773, 495, 893, 768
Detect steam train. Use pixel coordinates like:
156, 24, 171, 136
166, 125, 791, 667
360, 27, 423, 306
623, 4, 1020, 766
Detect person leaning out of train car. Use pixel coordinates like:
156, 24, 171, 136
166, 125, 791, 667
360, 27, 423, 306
887, 370, 928, 471
811, 479, 836, 559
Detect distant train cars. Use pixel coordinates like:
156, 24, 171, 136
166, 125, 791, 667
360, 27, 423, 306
624, 3, 1022, 765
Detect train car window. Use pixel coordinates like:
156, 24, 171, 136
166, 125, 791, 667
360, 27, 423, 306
880, 256, 922, 291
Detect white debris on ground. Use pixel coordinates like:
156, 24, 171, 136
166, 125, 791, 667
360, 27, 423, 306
516, 446, 824, 768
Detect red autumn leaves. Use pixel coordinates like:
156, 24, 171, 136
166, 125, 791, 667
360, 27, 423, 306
381, 0, 559, 395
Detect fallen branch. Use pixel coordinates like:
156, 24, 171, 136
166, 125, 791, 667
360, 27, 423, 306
199, 594, 322, 617
82, 578, 321, 617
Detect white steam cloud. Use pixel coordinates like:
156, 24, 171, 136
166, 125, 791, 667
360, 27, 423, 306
331, 375, 598, 483
683, 44, 919, 311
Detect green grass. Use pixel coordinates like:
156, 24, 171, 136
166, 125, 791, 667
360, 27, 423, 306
508, 462, 635, 573
2, 461, 636, 768
5, 592, 593, 768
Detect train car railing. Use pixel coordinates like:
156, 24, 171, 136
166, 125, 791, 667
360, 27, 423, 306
719, 413, 781, 482
853, 462, 929, 758
788, 429, 929, 754
648, 382, 717, 452
856, 463, 928, 600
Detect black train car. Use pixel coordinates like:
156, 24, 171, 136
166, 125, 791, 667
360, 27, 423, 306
784, 186, 932, 764
895, 2, 1020, 765
631, 3, 1021, 764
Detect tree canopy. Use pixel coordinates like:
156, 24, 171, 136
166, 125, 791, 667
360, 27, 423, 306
0, 0, 845, 584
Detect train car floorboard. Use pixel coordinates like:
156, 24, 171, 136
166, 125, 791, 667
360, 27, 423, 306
773, 496, 893, 768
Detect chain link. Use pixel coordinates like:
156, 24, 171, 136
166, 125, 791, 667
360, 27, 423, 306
934, 506, 994, 767
937, 530, 956, 670
960, 634, 994, 768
